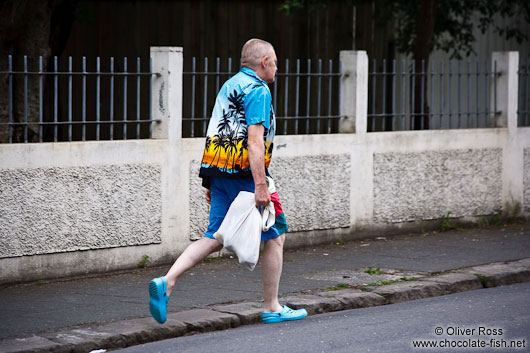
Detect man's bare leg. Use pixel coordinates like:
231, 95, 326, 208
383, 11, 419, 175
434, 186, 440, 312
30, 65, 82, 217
261, 234, 285, 313
165, 237, 223, 297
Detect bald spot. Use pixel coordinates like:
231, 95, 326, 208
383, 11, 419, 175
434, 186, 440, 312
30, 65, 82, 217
241, 39, 274, 68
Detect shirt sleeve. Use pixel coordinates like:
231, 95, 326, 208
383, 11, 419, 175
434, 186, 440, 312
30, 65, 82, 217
244, 85, 271, 128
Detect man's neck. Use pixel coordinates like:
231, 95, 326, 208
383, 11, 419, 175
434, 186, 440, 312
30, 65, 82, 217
242, 65, 266, 82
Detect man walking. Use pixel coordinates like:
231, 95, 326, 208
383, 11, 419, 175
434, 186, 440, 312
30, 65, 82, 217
148, 39, 307, 325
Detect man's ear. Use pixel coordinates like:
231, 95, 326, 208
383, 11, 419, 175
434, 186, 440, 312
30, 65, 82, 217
261, 56, 269, 68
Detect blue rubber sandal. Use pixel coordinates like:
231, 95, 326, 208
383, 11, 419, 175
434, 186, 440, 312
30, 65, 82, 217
262, 305, 308, 324
149, 276, 169, 324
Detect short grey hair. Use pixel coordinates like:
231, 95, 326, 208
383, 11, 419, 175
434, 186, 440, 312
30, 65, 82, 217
241, 39, 274, 67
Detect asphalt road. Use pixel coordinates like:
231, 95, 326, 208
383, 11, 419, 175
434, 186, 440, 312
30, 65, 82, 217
115, 282, 530, 353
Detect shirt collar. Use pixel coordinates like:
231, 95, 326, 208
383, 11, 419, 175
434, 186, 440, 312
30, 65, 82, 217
240, 66, 267, 85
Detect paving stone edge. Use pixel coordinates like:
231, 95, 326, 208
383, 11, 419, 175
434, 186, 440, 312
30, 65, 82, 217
2, 258, 530, 353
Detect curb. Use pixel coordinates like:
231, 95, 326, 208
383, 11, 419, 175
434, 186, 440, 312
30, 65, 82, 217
2, 258, 530, 353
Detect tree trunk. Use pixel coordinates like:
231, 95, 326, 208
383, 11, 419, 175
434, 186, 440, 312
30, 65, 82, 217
411, 0, 437, 130
0, 0, 76, 143
0, 1, 51, 142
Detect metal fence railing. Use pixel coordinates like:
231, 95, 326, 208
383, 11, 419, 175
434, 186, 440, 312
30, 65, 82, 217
368, 59, 501, 131
0, 55, 157, 143
182, 57, 343, 137
5, 54, 525, 143
518, 59, 530, 127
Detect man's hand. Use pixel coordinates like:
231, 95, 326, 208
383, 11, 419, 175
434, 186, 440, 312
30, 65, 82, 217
205, 189, 211, 204
254, 183, 271, 207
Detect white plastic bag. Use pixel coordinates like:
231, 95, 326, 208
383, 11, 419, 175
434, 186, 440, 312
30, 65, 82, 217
213, 191, 275, 271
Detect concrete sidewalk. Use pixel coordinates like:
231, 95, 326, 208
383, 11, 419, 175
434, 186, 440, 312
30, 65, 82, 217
1, 222, 530, 353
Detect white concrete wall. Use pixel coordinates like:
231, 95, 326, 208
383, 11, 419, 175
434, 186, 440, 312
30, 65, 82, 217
0, 140, 190, 283
2, 127, 529, 284
1, 48, 528, 284
184, 127, 529, 244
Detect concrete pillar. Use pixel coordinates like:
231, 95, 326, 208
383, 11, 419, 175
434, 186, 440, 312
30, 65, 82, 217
150, 47, 186, 258
492, 51, 523, 215
491, 51, 519, 131
339, 50, 368, 134
150, 47, 183, 145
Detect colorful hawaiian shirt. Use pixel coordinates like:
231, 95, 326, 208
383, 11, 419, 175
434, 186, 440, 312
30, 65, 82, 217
199, 67, 275, 186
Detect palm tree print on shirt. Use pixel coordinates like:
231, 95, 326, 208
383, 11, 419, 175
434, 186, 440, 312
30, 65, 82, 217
201, 82, 275, 174
203, 90, 249, 172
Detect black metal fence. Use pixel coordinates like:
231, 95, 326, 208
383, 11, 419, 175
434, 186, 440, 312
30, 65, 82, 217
0, 55, 156, 143
182, 57, 343, 137
367, 59, 500, 131
4, 54, 528, 144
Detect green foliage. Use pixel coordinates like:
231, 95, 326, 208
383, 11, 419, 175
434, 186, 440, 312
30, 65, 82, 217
474, 273, 488, 287
490, 214, 504, 227
364, 276, 418, 286
137, 255, 151, 268
477, 202, 522, 227
204, 256, 223, 263
324, 282, 352, 291
280, 0, 530, 58
364, 267, 386, 275
441, 211, 455, 232
364, 279, 401, 286
477, 214, 503, 227
36, 279, 45, 285
385, 0, 530, 58
279, 0, 330, 15
504, 202, 522, 220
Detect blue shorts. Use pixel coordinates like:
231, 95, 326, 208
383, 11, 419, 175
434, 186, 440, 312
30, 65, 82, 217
204, 177, 287, 242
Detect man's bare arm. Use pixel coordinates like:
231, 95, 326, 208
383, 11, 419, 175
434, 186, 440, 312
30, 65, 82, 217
247, 124, 270, 207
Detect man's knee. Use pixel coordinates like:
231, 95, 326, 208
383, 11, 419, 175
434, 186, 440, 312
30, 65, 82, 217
198, 237, 223, 253
213, 241, 223, 252
206, 238, 223, 252
268, 234, 285, 248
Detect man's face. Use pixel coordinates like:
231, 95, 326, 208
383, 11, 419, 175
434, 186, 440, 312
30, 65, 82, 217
262, 50, 278, 84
